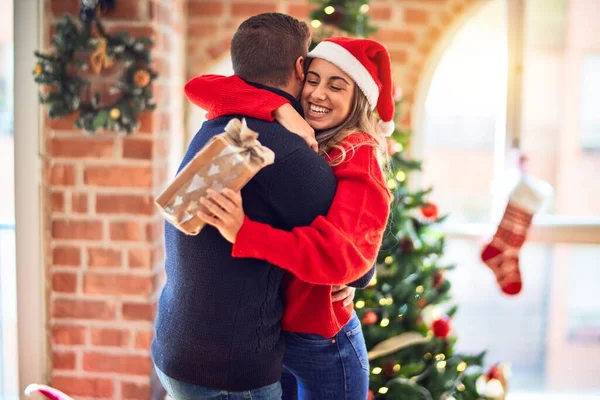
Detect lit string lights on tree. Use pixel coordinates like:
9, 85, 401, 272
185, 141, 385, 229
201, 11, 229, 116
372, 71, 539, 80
309, 0, 377, 48
308, 0, 510, 398
32, 0, 157, 134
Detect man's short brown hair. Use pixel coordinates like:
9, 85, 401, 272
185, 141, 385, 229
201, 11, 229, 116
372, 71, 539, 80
231, 13, 311, 87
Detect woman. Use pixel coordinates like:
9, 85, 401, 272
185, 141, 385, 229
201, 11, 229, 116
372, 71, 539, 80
186, 37, 395, 399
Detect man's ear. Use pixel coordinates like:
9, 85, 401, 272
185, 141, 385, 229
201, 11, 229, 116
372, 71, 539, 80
294, 56, 305, 81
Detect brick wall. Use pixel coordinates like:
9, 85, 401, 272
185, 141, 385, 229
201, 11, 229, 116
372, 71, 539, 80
42, 1, 185, 399
39, 0, 483, 398
185, 0, 483, 130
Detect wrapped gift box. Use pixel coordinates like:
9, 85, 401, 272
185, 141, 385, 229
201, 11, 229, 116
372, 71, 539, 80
155, 118, 274, 235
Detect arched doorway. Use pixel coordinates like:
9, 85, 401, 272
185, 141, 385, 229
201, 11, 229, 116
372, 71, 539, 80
415, 0, 600, 395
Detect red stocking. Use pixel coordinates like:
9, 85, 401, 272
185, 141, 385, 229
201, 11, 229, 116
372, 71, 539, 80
481, 175, 550, 295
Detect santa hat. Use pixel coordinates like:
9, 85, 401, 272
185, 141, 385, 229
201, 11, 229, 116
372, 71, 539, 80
308, 37, 396, 137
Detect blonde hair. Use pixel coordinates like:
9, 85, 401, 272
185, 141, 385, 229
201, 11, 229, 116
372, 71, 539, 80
316, 83, 388, 169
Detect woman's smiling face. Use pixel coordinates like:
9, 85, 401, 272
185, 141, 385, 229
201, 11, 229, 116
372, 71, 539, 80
301, 58, 355, 131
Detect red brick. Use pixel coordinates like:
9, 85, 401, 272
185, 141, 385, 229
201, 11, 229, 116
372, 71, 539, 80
122, 302, 155, 321
103, 0, 148, 20
53, 351, 76, 370
145, 221, 163, 242
51, 325, 86, 345
87, 248, 122, 268
91, 328, 130, 347
288, 4, 318, 19
453, 3, 465, 14
439, 11, 452, 26
52, 220, 103, 240
83, 274, 153, 296
84, 166, 153, 188
106, 25, 155, 40
137, 111, 155, 134
51, 377, 113, 398
419, 42, 433, 55
50, 0, 79, 16
110, 221, 142, 241
128, 248, 152, 269
52, 299, 116, 320
83, 352, 151, 375
96, 195, 155, 215
123, 138, 153, 159
404, 8, 429, 25
134, 330, 153, 350
49, 165, 76, 186
51, 192, 65, 212
71, 193, 88, 213
389, 50, 409, 64
370, 6, 393, 20
207, 39, 230, 61
372, 28, 416, 44
188, 22, 219, 39
50, 138, 114, 158
122, 381, 151, 400
52, 272, 78, 293
231, 2, 277, 17
187, 1, 225, 16
426, 27, 441, 42
53, 246, 81, 266
400, 109, 412, 126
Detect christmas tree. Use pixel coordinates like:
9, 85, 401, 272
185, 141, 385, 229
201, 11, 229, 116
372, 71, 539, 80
309, 1, 510, 399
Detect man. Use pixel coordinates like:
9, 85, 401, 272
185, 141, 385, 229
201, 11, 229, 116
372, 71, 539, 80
151, 13, 337, 399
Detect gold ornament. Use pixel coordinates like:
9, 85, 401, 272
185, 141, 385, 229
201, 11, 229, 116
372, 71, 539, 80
39, 84, 57, 97
109, 108, 121, 120
133, 69, 151, 88
33, 64, 43, 76
90, 38, 114, 75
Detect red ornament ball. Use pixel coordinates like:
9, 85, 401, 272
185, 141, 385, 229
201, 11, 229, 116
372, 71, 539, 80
368, 390, 375, 400
420, 202, 439, 220
432, 317, 452, 338
416, 299, 427, 308
488, 364, 502, 380
398, 237, 415, 253
324, 9, 345, 25
382, 358, 398, 378
362, 311, 378, 326
433, 270, 445, 289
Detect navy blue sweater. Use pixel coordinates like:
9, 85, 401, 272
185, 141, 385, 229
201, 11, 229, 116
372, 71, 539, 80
151, 87, 337, 390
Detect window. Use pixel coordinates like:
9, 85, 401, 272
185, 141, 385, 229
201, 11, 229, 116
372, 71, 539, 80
580, 55, 600, 150
419, 0, 600, 395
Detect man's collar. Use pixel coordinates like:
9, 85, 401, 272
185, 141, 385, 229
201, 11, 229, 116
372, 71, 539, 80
244, 79, 304, 118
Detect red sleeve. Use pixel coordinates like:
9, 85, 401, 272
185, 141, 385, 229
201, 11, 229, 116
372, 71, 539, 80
184, 74, 290, 121
231, 136, 391, 285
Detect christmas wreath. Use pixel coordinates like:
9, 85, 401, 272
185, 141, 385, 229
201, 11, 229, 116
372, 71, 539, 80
33, 0, 157, 134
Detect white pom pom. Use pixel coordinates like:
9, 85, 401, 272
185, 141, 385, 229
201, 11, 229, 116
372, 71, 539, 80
378, 120, 395, 137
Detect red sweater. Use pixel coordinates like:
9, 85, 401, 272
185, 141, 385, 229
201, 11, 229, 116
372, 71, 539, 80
185, 75, 391, 337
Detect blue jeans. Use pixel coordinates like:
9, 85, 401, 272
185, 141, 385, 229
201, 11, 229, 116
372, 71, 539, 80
155, 367, 283, 400
281, 312, 369, 400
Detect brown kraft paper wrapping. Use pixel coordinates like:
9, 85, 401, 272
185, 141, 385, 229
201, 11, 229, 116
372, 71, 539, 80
155, 118, 275, 235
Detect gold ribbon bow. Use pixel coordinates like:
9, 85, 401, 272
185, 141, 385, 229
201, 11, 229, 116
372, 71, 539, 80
223, 118, 275, 167
89, 38, 114, 75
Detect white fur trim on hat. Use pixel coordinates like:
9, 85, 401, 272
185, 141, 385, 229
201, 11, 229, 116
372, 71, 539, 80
378, 120, 395, 137
309, 41, 379, 110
